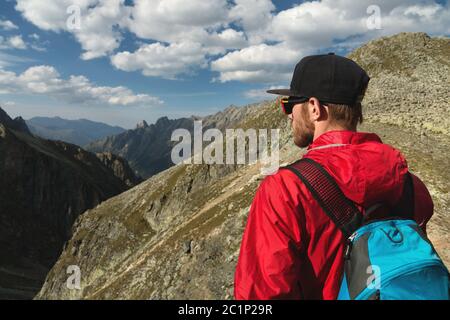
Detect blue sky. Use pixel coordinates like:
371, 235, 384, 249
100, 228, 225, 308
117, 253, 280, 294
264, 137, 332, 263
0, 0, 448, 128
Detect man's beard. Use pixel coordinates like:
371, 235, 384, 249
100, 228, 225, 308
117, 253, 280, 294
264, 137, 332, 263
293, 106, 314, 148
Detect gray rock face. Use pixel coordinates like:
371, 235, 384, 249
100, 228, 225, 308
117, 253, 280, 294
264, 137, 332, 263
86, 117, 196, 178
0, 108, 140, 299
135, 120, 149, 129
348, 32, 450, 136
0, 108, 30, 134
36, 33, 449, 300
85, 104, 263, 178
95, 152, 143, 187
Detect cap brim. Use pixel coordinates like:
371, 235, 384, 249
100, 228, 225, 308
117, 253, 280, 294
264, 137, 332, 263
266, 89, 293, 96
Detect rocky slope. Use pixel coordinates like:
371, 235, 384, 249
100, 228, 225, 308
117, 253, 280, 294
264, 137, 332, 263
95, 152, 142, 188
85, 104, 261, 178
0, 108, 30, 133
0, 108, 140, 299
36, 32, 449, 299
348, 32, 450, 136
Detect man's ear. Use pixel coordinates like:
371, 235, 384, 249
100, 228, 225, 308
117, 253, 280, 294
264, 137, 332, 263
308, 97, 323, 121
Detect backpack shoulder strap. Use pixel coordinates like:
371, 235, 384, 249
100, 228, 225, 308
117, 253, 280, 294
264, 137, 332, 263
392, 172, 415, 220
281, 158, 363, 238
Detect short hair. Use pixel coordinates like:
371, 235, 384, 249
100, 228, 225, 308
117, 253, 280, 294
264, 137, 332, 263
326, 102, 363, 130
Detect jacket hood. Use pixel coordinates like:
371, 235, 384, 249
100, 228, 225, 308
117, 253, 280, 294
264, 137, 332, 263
305, 130, 409, 208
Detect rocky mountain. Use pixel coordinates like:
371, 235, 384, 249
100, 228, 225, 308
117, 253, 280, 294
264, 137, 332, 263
95, 152, 142, 188
36, 32, 449, 299
0, 108, 30, 134
348, 32, 450, 136
26, 117, 126, 146
0, 108, 140, 299
85, 104, 261, 178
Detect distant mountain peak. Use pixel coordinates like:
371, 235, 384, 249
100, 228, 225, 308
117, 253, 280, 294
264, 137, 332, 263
0, 107, 31, 134
0, 107, 12, 124
155, 116, 170, 125
26, 116, 126, 146
0, 108, 140, 299
136, 120, 149, 129
13, 116, 31, 134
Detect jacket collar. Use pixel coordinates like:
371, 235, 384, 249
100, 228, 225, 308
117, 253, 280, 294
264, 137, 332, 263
307, 130, 382, 151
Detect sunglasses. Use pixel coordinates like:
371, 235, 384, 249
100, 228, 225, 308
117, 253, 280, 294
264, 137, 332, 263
280, 96, 309, 115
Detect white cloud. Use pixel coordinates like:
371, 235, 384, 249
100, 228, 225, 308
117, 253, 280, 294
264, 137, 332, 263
229, 0, 275, 44
0, 65, 162, 106
268, 2, 366, 50
29, 33, 40, 40
30, 44, 47, 52
0, 35, 27, 50
15, 0, 128, 60
15, 0, 95, 31
0, 52, 34, 68
0, 34, 47, 52
111, 41, 207, 79
266, 0, 450, 49
149, 0, 229, 27
321, 0, 433, 17
0, 19, 19, 30
211, 43, 303, 83
74, 0, 130, 60
244, 85, 285, 99
26, 33, 48, 52
2, 101, 16, 107
212, 0, 450, 82
202, 29, 248, 55
121, 0, 248, 70
110, 28, 248, 78
7, 35, 27, 49
15, 0, 250, 66
126, 0, 229, 42
379, 3, 450, 36
13, 0, 450, 83
0, 68, 18, 94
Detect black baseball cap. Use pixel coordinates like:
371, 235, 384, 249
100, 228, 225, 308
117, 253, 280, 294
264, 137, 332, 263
267, 53, 370, 105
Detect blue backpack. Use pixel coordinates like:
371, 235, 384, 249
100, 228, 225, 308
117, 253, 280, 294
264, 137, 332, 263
284, 158, 450, 300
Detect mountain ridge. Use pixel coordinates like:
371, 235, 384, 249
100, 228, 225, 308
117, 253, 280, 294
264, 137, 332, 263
0, 107, 140, 299
26, 116, 126, 146
86, 103, 263, 178
36, 32, 450, 299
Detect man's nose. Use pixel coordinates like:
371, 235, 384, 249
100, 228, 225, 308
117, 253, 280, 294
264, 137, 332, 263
288, 113, 293, 121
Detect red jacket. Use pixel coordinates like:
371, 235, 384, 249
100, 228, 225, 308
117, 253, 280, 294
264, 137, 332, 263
234, 130, 433, 300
